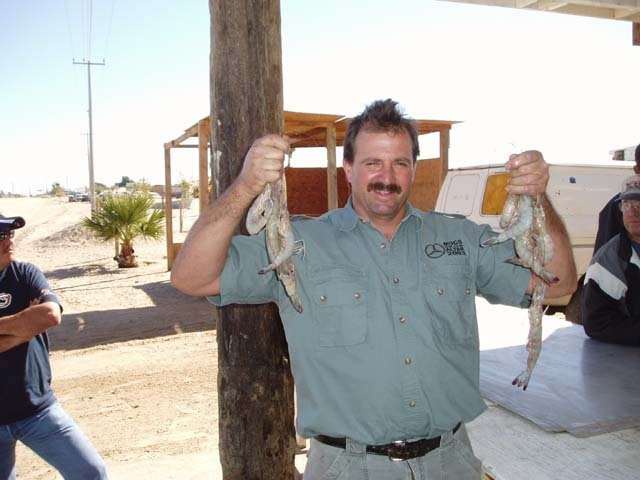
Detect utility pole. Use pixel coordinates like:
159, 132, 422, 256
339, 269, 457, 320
73, 58, 105, 211
210, 2, 296, 478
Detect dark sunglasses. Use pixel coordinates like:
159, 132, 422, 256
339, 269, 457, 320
0, 230, 15, 241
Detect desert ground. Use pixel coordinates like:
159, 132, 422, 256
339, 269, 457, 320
1, 196, 307, 479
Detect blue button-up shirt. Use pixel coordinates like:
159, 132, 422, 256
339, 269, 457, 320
209, 201, 530, 444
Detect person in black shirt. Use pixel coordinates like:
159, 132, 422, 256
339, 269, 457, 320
0, 214, 107, 479
583, 175, 640, 345
594, 144, 640, 253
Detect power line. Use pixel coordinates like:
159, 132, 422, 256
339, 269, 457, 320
88, 0, 93, 59
63, 0, 77, 60
64, 0, 114, 66
80, 0, 86, 59
73, 58, 105, 212
103, 0, 116, 60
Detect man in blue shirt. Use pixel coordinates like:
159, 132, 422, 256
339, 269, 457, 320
0, 214, 107, 479
171, 99, 577, 479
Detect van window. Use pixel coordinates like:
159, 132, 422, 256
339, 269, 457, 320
444, 174, 479, 216
482, 173, 509, 216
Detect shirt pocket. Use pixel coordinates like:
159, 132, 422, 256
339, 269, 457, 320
309, 264, 368, 347
422, 263, 476, 345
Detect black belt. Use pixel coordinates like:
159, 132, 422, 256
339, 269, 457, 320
315, 423, 461, 461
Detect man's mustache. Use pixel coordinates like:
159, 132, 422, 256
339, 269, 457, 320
367, 182, 403, 194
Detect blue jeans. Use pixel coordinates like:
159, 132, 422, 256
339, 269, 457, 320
304, 423, 483, 480
0, 401, 107, 479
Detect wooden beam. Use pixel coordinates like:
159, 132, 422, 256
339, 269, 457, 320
576, 0, 640, 9
634, 22, 640, 45
326, 126, 338, 210
439, 128, 451, 189
197, 119, 210, 214
614, 7, 640, 20
516, 0, 538, 7
540, 1, 570, 12
170, 123, 200, 147
164, 147, 174, 270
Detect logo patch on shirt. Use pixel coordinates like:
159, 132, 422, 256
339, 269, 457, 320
0, 293, 12, 309
425, 240, 466, 258
39, 289, 52, 300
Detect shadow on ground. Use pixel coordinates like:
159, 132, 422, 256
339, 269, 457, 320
49, 280, 218, 351
45, 263, 112, 280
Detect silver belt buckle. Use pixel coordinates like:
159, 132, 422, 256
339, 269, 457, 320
388, 440, 407, 462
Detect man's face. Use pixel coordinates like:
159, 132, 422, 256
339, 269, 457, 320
0, 230, 16, 270
343, 129, 415, 229
621, 200, 640, 243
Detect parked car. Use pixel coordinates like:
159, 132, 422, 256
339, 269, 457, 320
148, 192, 163, 208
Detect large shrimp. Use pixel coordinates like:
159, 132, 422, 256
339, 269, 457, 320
481, 195, 533, 247
500, 193, 519, 229
532, 199, 554, 265
481, 193, 558, 389
246, 184, 272, 235
508, 236, 559, 284
258, 174, 304, 275
512, 282, 546, 390
246, 157, 304, 313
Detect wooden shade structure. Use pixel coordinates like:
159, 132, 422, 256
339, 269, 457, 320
438, 0, 640, 46
163, 111, 459, 269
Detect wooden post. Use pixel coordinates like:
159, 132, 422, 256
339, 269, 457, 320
198, 118, 210, 214
210, 1, 296, 479
326, 126, 338, 210
439, 128, 450, 188
164, 146, 174, 270
633, 23, 640, 46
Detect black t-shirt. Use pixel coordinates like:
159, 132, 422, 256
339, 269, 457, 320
594, 193, 624, 255
0, 261, 61, 424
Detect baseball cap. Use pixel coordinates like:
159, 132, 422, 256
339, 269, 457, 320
0, 214, 26, 232
620, 174, 640, 202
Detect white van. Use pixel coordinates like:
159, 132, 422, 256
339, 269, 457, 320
434, 163, 633, 315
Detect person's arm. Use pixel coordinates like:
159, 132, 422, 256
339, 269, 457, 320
170, 134, 290, 297
582, 279, 640, 345
505, 151, 577, 299
0, 301, 61, 353
0, 335, 30, 353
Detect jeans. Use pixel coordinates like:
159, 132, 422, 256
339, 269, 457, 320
0, 401, 107, 479
304, 423, 483, 480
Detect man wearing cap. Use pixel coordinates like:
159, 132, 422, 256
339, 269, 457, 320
582, 175, 640, 345
593, 143, 640, 253
0, 215, 107, 479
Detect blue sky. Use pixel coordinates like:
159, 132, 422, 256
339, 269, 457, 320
2, 0, 639, 195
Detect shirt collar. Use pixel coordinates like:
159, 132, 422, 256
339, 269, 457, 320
330, 197, 423, 231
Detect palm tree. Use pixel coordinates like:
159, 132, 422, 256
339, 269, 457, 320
82, 193, 165, 268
